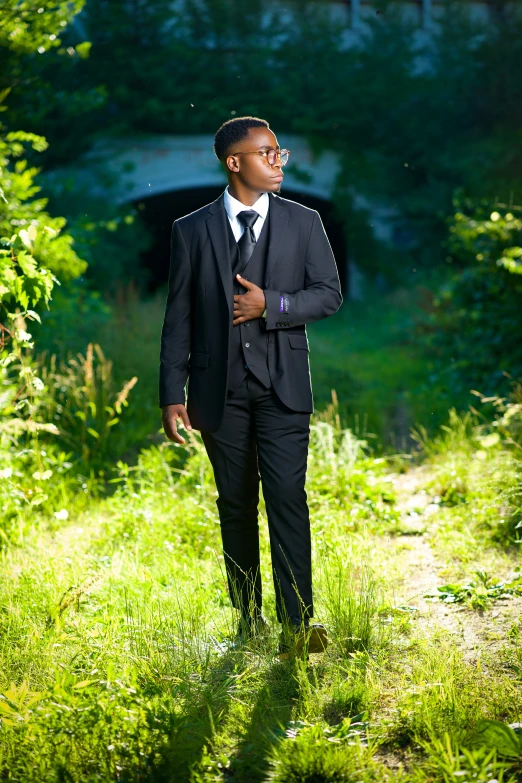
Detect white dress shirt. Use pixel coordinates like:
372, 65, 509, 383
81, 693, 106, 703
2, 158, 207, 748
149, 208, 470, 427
224, 187, 269, 241
223, 187, 269, 318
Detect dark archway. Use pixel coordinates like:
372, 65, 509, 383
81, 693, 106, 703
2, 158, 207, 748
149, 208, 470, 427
134, 187, 348, 294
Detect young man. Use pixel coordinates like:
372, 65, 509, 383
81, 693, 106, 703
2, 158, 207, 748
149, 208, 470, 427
159, 117, 342, 657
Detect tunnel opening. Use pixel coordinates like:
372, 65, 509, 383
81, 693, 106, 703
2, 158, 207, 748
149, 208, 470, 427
134, 186, 348, 295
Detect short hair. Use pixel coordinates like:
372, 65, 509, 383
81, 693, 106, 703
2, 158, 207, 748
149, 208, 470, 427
214, 116, 270, 162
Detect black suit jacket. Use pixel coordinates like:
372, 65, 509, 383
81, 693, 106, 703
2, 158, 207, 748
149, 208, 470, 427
159, 192, 342, 432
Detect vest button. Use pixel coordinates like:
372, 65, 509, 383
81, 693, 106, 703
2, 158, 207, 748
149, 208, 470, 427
245, 342, 250, 348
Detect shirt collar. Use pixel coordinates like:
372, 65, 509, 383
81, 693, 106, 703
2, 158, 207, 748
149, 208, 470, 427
224, 186, 269, 221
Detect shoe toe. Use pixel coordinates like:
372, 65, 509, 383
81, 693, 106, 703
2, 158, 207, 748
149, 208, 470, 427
278, 622, 328, 660
307, 623, 328, 653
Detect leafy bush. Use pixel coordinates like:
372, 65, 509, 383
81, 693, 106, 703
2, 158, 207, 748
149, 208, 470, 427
419, 204, 522, 400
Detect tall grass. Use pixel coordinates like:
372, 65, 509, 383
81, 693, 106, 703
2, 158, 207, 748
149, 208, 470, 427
1, 346, 522, 779
37, 342, 137, 468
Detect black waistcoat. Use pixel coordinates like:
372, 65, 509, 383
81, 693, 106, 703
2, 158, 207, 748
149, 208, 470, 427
227, 209, 271, 393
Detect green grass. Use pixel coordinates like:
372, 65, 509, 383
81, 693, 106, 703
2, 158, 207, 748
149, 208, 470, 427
1, 408, 522, 782
4, 283, 522, 781
35, 281, 465, 458
306, 283, 461, 449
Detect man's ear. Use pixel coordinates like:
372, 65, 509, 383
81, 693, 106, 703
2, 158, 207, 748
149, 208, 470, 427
226, 154, 240, 173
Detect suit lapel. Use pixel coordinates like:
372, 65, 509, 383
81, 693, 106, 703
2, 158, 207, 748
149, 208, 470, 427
266, 194, 289, 284
205, 192, 289, 301
206, 194, 233, 317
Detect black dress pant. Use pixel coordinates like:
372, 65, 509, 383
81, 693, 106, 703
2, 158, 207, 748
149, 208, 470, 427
201, 372, 313, 625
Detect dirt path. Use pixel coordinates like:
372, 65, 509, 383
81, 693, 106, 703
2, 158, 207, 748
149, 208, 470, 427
388, 466, 521, 662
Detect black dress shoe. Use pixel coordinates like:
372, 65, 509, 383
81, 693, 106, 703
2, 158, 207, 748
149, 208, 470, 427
278, 622, 328, 660
236, 614, 269, 642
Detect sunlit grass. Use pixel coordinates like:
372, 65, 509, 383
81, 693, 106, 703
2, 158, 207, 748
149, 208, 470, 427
1, 405, 522, 781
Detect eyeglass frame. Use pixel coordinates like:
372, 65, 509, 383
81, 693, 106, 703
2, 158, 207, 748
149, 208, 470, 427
229, 147, 290, 166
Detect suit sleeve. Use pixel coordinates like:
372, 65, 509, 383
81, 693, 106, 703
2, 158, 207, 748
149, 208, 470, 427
263, 211, 342, 330
159, 221, 192, 407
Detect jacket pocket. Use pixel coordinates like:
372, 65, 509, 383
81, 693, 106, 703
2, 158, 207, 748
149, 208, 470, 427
288, 334, 309, 351
190, 351, 210, 368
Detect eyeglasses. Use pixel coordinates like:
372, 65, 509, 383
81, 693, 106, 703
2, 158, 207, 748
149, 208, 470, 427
230, 148, 290, 166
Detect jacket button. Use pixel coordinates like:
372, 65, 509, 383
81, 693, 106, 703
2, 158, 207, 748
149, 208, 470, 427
245, 342, 250, 348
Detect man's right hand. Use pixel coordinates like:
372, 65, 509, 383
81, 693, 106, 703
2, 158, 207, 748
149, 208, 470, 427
161, 404, 192, 444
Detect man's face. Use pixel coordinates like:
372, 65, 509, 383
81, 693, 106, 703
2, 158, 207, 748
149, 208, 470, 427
226, 127, 284, 193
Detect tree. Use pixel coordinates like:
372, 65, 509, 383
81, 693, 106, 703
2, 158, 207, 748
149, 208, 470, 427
0, 0, 86, 421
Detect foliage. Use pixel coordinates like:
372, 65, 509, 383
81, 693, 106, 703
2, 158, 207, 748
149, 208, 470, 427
0, 0, 89, 424
411, 405, 522, 546
5, 0, 521, 277
265, 719, 378, 783
0, 0, 84, 54
0, 123, 86, 425
1, 0, 147, 323
36, 342, 137, 470
0, 125, 85, 288
417, 203, 522, 400
63, 205, 151, 296
420, 732, 517, 783
0, 442, 96, 545
472, 380, 522, 453
0, 340, 137, 544
306, 398, 401, 534
1, 398, 522, 779
465, 719, 522, 763
0, 0, 136, 543
427, 568, 522, 610
34, 277, 112, 356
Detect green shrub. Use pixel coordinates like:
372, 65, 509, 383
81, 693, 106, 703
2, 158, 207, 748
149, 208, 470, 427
419, 204, 522, 400
266, 721, 387, 783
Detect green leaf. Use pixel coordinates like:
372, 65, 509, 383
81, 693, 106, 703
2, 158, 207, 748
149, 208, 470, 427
26, 310, 41, 323
467, 719, 522, 759
75, 41, 92, 59
72, 680, 97, 690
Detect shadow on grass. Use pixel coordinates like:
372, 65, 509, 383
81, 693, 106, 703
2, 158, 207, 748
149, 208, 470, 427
226, 656, 326, 783
146, 646, 243, 783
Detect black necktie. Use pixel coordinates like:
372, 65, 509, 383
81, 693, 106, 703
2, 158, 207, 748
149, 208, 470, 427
236, 210, 259, 271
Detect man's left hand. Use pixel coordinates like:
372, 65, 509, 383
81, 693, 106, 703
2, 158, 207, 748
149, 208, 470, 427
233, 274, 266, 325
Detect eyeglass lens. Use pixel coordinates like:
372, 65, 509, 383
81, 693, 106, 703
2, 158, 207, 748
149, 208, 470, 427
267, 149, 290, 166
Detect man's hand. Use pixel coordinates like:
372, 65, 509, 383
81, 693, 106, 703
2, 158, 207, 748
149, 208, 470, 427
233, 274, 266, 325
162, 404, 192, 444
